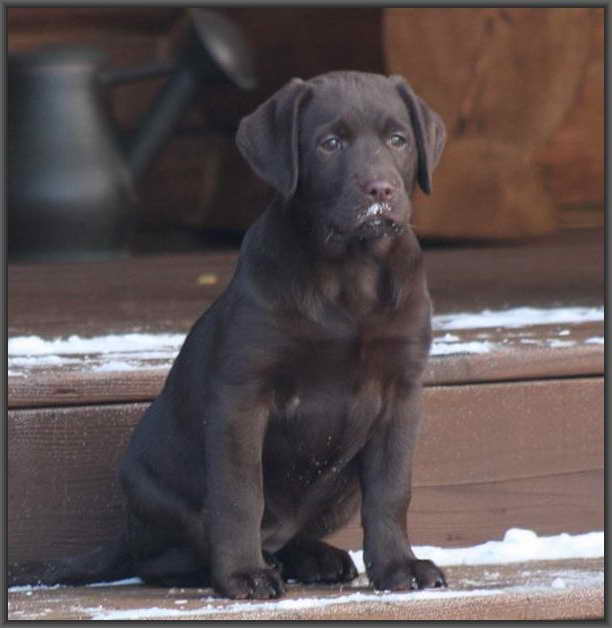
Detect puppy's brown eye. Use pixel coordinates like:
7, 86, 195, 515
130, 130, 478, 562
320, 136, 342, 152
389, 134, 407, 148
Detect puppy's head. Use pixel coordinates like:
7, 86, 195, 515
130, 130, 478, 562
236, 71, 446, 252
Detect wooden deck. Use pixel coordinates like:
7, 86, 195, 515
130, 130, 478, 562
8, 558, 604, 620
7, 228, 604, 619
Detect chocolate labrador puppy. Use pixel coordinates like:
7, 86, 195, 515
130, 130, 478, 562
9, 71, 447, 599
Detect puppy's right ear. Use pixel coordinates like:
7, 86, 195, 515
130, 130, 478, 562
236, 78, 311, 199
390, 75, 446, 195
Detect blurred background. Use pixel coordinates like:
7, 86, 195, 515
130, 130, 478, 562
7, 7, 603, 261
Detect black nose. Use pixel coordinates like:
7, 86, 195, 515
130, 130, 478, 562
365, 180, 394, 202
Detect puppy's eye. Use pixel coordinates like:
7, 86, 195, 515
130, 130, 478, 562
320, 136, 342, 152
388, 133, 407, 148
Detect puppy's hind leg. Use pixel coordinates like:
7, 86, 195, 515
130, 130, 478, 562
136, 546, 211, 588
275, 480, 361, 584
120, 461, 209, 570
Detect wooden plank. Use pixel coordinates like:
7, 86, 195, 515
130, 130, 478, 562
8, 229, 603, 338
7, 558, 604, 620
331, 377, 604, 550
7, 378, 603, 563
8, 369, 166, 410
7, 322, 604, 408
8, 404, 138, 563
329, 470, 604, 551
6, 228, 605, 408
418, 378, 603, 486
425, 228, 603, 313
426, 323, 604, 386
7, 251, 236, 338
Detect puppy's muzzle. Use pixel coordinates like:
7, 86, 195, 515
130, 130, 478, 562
357, 197, 404, 237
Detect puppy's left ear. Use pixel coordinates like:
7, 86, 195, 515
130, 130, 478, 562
236, 77, 311, 199
390, 75, 446, 195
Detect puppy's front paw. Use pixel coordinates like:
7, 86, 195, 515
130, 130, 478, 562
217, 567, 285, 599
372, 559, 446, 591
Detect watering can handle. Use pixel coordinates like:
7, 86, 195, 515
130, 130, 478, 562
99, 62, 175, 87
127, 67, 199, 180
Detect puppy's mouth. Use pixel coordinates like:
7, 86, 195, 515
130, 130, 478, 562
356, 216, 403, 239
355, 202, 404, 239
323, 202, 406, 245
326, 217, 403, 245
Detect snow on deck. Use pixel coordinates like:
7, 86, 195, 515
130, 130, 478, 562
7, 306, 605, 378
433, 305, 604, 330
9, 528, 603, 594
7, 529, 604, 621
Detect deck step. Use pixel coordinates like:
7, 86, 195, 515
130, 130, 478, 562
7, 558, 604, 620
8, 378, 604, 563
7, 228, 604, 579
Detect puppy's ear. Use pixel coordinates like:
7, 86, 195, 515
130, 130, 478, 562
236, 78, 311, 199
390, 75, 446, 195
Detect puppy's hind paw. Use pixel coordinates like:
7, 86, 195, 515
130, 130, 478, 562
217, 567, 285, 600
276, 539, 358, 584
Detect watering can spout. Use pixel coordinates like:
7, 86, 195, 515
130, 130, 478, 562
116, 8, 257, 180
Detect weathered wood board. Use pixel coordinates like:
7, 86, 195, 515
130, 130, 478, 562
8, 378, 603, 563
7, 229, 604, 572
7, 229, 603, 339
7, 558, 604, 620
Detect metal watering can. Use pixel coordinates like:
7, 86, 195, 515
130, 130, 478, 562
8, 9, 256, 262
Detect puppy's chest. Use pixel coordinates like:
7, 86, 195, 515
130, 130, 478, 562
320, 257, 395, 317
269, 336, 403, 456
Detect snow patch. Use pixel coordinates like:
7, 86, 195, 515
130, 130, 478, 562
86, 577, 143, 588
431, 340, 493, 355
348, 529, 603, 575
436, 333, 461, 342
8, 584, 62, 593
77, 588, 500, 620
7, 306, 603, 375
400, 529, 603, 567
546, 339, 576, 348
8, 333, 185, 356
7, 333, 185, 375
585, 337, 604, 344
10, 529, 602, 595
91, 361, 152, 372
434, 306, 604, 330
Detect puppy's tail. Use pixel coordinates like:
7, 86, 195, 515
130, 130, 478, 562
7, 534, 134, 588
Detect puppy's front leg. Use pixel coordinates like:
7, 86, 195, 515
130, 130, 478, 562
359, 382, 446, 591
205, 392, 284, 599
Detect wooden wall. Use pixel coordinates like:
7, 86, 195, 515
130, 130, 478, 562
384, 8, 603, 239
8, 8, 602, 237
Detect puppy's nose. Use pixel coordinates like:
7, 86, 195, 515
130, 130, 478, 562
365, 180, 394, 202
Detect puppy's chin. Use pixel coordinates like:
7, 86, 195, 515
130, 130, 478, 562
327, 217, 404, 243
318, 218, 405, 257
354, 217, 404, 240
